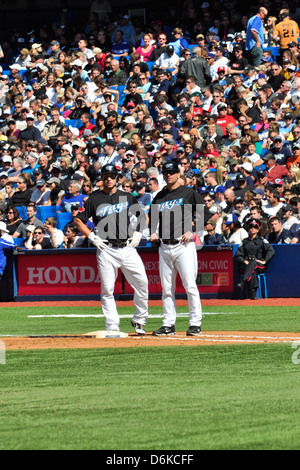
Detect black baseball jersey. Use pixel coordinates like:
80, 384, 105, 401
76, 189, 146, 243
149, 185, 210, 240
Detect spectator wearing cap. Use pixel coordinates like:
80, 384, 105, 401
21, 152, 40, 179
1, 154, 12, 174
123, 118, 140, 143
208, 204, 223, 234
155, 45, 180, 70
281, 203, 300, 232
97, 139, 121, 167
227, 45, 249, 75
203, 218, 226, 245
161, 137, 177, 162
236, 217, 275, 299
121, 150, 136, 179
216, 103, 238, 136
0, 172, 8, 194
134, 180, 151, 208
286, 141, 300, 170
264, 153, 289, 183
49, 40, 61, 62
30, 178, 51, 205
18, 113, 42, 148
221, 213, 239, 243
214, 45, 229, 71
181, 46, 211, 88
269, 134, 292, 164
233, 173, 254, 198
272, 9, 300, 60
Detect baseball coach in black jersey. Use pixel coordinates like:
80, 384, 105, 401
149, 161, 210, 337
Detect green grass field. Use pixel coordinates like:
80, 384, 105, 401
0, 304, 300, 450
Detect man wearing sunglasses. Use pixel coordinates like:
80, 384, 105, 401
74, 164, 148, 336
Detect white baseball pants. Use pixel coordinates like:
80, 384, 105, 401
97, 245, 148, 331
159, 241, 202, 328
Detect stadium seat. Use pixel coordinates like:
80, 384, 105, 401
56, 212, 73, 231
36, 206, 58, 223
15, 206, 27, 219
257, 273, 268, 299
64, 119, 81, 128
13, 238, 25, 247
264, 47, 280, 61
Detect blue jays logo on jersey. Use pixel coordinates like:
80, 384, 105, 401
157, 198, 184, 212
96, 201, 129, 217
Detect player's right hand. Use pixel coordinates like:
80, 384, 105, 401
88, 232, 108, 250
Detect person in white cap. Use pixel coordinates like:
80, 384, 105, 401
0, 221, 15, 279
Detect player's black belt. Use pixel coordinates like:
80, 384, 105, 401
161, 239, 180, 245
108, 241, 128, 248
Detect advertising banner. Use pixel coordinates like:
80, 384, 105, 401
16, 247, 233, 298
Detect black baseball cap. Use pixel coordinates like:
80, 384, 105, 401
101, 164, 118, 176
162, 161, 180, 173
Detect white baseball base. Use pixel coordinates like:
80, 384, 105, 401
84, 330, 129, 339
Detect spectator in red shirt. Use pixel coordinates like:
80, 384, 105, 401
216, 103, 237, 135
286, 142, 300, 170
78, 112, 96, 136
264, 153, 289, 183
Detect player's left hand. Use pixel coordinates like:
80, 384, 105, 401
181, 231, 193, 244
129, 231, 143, 248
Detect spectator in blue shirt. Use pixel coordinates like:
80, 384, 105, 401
245, 7, 268, 66
111, 30, 131, 57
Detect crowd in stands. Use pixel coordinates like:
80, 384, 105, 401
0, 1, 300, 250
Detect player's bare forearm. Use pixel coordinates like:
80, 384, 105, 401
73, 217, 91, 238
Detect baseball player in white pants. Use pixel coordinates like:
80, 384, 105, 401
97, 244, 148, 331
149, 161, 210, 336
159, 240, 201, 329
74, 164, 148, 335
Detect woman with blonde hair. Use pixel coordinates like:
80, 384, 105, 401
265, 16, 277, 46
289, 166, 300, 184
135, 34, 155, 62
216, 165, 234, 189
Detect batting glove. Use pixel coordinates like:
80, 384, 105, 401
88, 232, 108, 250
129, 231, 142, 248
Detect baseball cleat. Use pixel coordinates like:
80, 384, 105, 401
186, 326, 202, 336
152, 325, 176, 336
131, 320, 146, 335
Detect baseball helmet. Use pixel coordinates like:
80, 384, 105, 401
162, 161, 180, 173
101, 164, 118, 176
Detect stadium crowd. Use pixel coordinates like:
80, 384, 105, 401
0, 1, 300, 251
